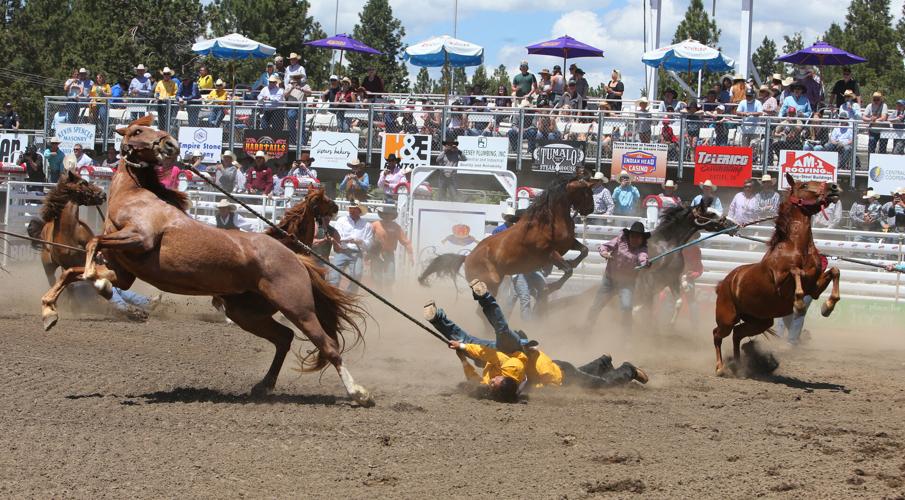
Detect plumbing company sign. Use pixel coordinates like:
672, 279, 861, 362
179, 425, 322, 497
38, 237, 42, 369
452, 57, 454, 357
778, 150, 837, 189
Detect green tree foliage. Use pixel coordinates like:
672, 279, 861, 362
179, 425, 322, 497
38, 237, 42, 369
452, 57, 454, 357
205, 0, 329, 88
659, 0, 722, 98
752, 37, 782, 81
451, 67, 468, 95
412, 67, 433, 94
491, 64, 510, 93
346, 0, 409, 92
469, 65, 491, 95
779, 32, 805, 76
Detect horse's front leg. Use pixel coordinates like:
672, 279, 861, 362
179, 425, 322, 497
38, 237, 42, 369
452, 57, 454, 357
565, 238, 588, 268
84, 227, 151, 298
544, 250, 573, 293
813, 266, 841, 317
41, 267, 86, 331
791, 268, 806, 313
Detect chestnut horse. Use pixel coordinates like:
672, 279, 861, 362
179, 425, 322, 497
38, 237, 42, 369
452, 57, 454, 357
418, 175, 595, 295
42, 116, 373, 405
712, 173, 841, 374
26, 170, 107, 285
266, 188, 338, 253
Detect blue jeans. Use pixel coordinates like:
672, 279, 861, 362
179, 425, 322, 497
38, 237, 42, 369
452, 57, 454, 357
110, 287, 151, 312
511, 272, 545, 320
287, 109, 299, 141
776, 295, 813, 344
328, 251, 364, 292
589, 274, 634, 327
429, 291, 530, 354
208, 108, 224, 126
261, 109, 284, 129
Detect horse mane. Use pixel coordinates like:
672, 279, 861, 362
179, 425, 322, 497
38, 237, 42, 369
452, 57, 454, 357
768, 200, 794, 249
127, 164, 190, 211
654, 205, 692, 242
268, 191, 316, 239
39, 182, 73, 222
523, 176, 574, 226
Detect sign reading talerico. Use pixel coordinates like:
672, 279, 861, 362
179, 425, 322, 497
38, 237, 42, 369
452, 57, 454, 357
531, 140, 585, 173
693, 145, 753, 187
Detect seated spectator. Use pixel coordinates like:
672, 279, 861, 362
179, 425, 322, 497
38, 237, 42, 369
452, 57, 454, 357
253, 61, 278, 96
322, 75, 341, 102
204, 79, 231, 126
612, 171, 641, 216
770, 106, 804, 162
817, 110, 854, 169
658, 88, 686, 113
691, 180, 723, 215
758, 85, 778, 116
779, 82, 812, 117
507, 100, 559, 153
197, 66, 214, 95
839, 89, 862, 120
718, 76, 732, 103
803, 107, 832, 151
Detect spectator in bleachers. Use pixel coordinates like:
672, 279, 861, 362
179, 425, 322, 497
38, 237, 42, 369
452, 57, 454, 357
558, 79, 577, 109
511, 60, 537, 101
591, 171, 614, 215
573, 68, 589, 109
335, 77, 357, 132
758, 85, 778, 116
551, 65, 565, 106
89, 73, 110, 125
779, 82, 812, 117
849, 189, 883, 237
72, 144, 93, 169
658, 88, 685, 113
43, 137, 65, 183
154, 67, 178, 131
110, 77, 127, 108
273, 56, 286, 82
799, 67, 825, 110
362, 67, 385, 95
727, 178, 761, 225
718, 77, 732, 103
64, 68, 81, 98
659, 116, 679, 159
863, 91, 889, 154
710, 104, 730, 146
399, 109, 419, 134
537, 68, 553, 101
755, 174, 781, 218
818, 110, 854, 169
770, 74, 784, 99
778, 76, 795, 103
204, 79, 230, 126
701, 89, 719, 112
831, 67, 860, 107
177, 70, 201, 126
691, 180, 723, 216
100, 147, 118, 170
736, 88, 764, 148
1, 102, 19, 130
889, 99, 905, 154
634, 97, 652, 143
612, 171, 641, 216
508, 99, 560, 154
252, 61, 278, 97
494, 85, 510, 108
322, 75, 341, 102
729, 74, 746, 104
257, 74, 284, 129
284, 52, 306, 88
803, 107, 832, 151
839, 89, 862, 120
658, 179, 682, 208
770, 106, 804, 161
197, 66, 213, 95
214, 150, 240, 193
605, 69, 624, 111
246, 151, 274, 195
885, 188, 905, 232
285, 74, 311, 139
128, 64, 152, 98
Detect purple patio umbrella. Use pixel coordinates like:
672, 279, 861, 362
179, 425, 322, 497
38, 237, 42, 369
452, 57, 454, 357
776, 41, 866, 66
305, 33, 382, 67
526, 35, 604, 70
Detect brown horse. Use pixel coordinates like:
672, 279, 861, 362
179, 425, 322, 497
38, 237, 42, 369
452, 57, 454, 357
418, 175, 595, 295
42, 116, 373, 405
712, 173, 841, 374
26, 170, 107, 285
266, 188, 338, 252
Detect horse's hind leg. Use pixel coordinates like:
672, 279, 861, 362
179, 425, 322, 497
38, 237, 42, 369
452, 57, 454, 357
41, 267, 86, 331
731, 318, 774, 364
713, 283, 737, 375
221, 293, 290, 396
814, 267, 841, 317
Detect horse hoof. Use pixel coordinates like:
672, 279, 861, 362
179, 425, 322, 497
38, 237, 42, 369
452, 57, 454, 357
350, 385, 375, 407
95, 279, 113, 300
43, 313, 58, 332
793, 299, 805, 313
250, 382, 273, 397
820, 302, 835, 317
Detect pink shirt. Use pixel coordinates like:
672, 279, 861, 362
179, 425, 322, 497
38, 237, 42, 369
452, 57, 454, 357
156, 165, 181, 190
600, 235, 649, 284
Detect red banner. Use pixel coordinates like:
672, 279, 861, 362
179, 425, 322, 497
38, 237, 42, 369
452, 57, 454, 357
693, 146, 753, 187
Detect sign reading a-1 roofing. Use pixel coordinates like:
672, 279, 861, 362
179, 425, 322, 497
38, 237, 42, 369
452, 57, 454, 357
778, 150, 837, 189
611, 142, 668, 183
531, 140, 585, 173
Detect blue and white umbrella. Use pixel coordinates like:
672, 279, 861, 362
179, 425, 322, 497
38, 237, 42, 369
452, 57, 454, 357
191, 33, 276, 60
641, 39, 733, 73
404, 35, 483, 68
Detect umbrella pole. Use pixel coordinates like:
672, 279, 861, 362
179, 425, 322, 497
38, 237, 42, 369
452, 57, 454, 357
445, 51, 450, 105
339, 50, 344, 74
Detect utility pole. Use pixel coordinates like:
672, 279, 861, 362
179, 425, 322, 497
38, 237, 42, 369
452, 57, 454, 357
331, 0, 340, 67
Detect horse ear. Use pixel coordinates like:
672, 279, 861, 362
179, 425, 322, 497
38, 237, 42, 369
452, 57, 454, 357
785, 172, 795, 188
130, 114, 154, 127
115, 125, 128, 137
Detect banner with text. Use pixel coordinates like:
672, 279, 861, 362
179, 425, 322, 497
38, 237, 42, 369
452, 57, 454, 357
868, 154, 905, 195
693, 145, 753, 187
381, 133, 431, 170
243, 129, 289, 159
177, 127, 223, 164
611, 142, 668, 183
531, 140, 585, 174
55, 124, 95, 156
0, 133, 28, 163
457, 136, 509, 170
778, 150, 838, 189
310, 131, 359, 170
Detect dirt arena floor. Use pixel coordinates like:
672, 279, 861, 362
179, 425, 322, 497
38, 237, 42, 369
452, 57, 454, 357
2, 260, 905, 498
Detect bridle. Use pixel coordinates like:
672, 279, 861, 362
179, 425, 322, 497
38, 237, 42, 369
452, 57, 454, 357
789, 182, 833, 215
120, 135, 172, 169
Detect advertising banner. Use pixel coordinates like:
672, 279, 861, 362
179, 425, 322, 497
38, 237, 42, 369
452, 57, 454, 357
177, 127, 223, 164
457, 136, 509, 170
692, 145, 753, 187
55, 124, 95, 155
0, 133, 28, 163
778, 150, 837, 189
243, 129, 289, 159
611, 142, 668, 183
310, 131, 359, 169
531, 140, 585, 173
868, 154, 905, 194
381, 133, 431, 170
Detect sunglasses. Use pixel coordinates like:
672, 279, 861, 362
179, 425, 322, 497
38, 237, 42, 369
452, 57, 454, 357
73, 148, 82, 151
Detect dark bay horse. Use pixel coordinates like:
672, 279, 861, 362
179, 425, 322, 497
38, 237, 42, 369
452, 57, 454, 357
42, 116, 373, 406
26, 170, 107, 285
712, 173, 841, 374
418, 176, 595, 295
633, 199, 729, 325
266, 188, 338, 253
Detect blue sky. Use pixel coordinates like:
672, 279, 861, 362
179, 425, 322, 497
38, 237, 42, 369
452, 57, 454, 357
308, 0, 902, 98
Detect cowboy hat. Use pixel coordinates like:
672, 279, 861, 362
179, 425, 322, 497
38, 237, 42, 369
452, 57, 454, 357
347, 158, 363, 167
731, 73, 745, 81
49, 136, 62, 144
699, 179, 718, 191
502, 206, 516, 217
385, 154, 400, 163
637, 96, 649, 104
216, 199, 237, 211
623, 221, 651, 239
781, 77, 795, 86
442, 138, 459, 146
592, 171, 608, 182
761, 174, 774, 183
872, 91, 884, 99
539, 68, 551, 75
758, 85, 771, 94
843, 89, 856, 98
771, 73, 783, 82
135, 64, 146, 71
161, 67, 173, 75
663, 179, 676, 188
215, 79, 225, 86
255, 150, 267, 159
289, 52, 300, 59
863, 190, 880, 199
347, 200, 368, 214
618, 170, 631, 180
222, 150, 235, 159
79, 67, 88, 74
268, 74, 280, 83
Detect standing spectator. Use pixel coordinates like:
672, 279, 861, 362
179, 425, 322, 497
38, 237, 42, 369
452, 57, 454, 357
322, 75, 341, 102
718, 76, 732, 103
658, 88, 686, 113
285, 73, 311, 140
849, 190, 883, 242
100, 147, 119, 169
377, 154, 405, 202
536, 68, 553, 103
770, 74, 784, 98
839, 89, 862, 120
1, 102, 19, 130
727, 178, 761, 225
511, 60, 538, 100
369, 206, 413, 288
110, 77, 128, 109
573, 68, 589, 109
177, 71, 201, 126
283, 52, 306, 88
550, 65, 565, 106
257, 74, 284, 129
71, 144, 93, 169
43, 137, 65, 183
197, 66, 213, 95
214, 150, 241, 193
611, 171, 641, 216
253, 61, 277, 96
273, 56, 286, 82
691, 180, 723, 215
634, 97, 652, 142
830, 67, 860, 107
89, 73, 111, 125
362, 66, 385, 94
204, 79, 230, 126
154, 67, 178, 131
684, 100, 705, 151
20, 145, 46, 188
863, 91, 889, 154
245, 151, 273, 195
328, 200, 374, 292
605, 69, 624, 111
800, 67, 825, 110
885, 189, 905, 232
779, 82, 812, 117
736, 89, 764, 147
755, 174, 781, 218
729, 74, 746, 104
434, 139, 466, 201
758, 85, 778, 116
888, 99, 905, 154
128, 63, 153, 119
658, 179, 682, 208
340, 158, 370, 201
591, 171, 614, 215
587, 221, 651, 331
335, 77, 356, 132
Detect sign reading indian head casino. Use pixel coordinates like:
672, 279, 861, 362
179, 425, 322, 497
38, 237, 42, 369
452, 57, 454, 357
611, 142, 668, 183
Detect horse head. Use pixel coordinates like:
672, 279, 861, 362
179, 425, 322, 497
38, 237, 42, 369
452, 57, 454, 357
690, 197, 731, 232
785, 173, 840, 216
304, 188, 339, 230
115, 115, 180, 168
565, 177, 594, 216
56, 169, 107, 206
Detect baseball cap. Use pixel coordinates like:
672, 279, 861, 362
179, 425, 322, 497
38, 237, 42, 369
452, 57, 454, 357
329, 75, 339, 81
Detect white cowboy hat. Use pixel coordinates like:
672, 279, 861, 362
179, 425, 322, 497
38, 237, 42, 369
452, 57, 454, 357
215, 79, 225, 86
79, 67, 88, 74
221, 150, 235, 159
289, 52, 300, 59
863, 190, 880, 199
161, 67, 173, 75
135, 64, 147, 71
502, 206, 516, 217
49, 136, 62, 144
347, 158, 363, 167
347, 200, 368, 214
592, 171, 608, 182
268, 74, 280, 83
663, 180, 676, 188
699, 179, 718, 191
255, 150, 267, 159
637, 96, 649, 104
215, 199, 237, 211
761, 174, 774, 183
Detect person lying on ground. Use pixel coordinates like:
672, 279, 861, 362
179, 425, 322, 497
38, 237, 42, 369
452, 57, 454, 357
423, 280, 648, 402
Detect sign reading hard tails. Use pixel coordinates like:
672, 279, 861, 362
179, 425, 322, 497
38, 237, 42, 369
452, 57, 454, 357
778, 150, 837, 189
693, 145, 753, 187
243, 129, 289, 159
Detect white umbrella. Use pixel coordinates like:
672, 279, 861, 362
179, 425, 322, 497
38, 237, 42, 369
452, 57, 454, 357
192, 33, 276, 91
404, 35, 484, 102
642, 39, 734, 97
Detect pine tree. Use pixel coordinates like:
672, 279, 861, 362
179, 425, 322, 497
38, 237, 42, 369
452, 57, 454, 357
752, 37, 782, 82
413, 67, 433, 94
492, 64, 510, 93
452, 67, 467, 95
346, 0, 409, 92
469, 65, 491, 94
779, 32, 805, 76
660, 0, 722, 97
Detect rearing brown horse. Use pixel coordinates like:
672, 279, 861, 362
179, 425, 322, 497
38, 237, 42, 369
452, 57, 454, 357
266, 188, 338, 253
712, 173, 841, 374
42, 116, 374, 406
418, 176, 595, 295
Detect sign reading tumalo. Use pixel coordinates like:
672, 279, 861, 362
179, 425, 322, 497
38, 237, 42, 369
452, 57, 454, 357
243, 129, 289, 159
778, 150, 837, 189
611, 142, 668, 183
531, 140, 585, 173
693, 145, 753, 187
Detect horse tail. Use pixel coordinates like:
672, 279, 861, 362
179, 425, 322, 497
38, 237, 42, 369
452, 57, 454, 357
26, 218, 46, 249
418, 253, 466, 286
294, 254, 367, 372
